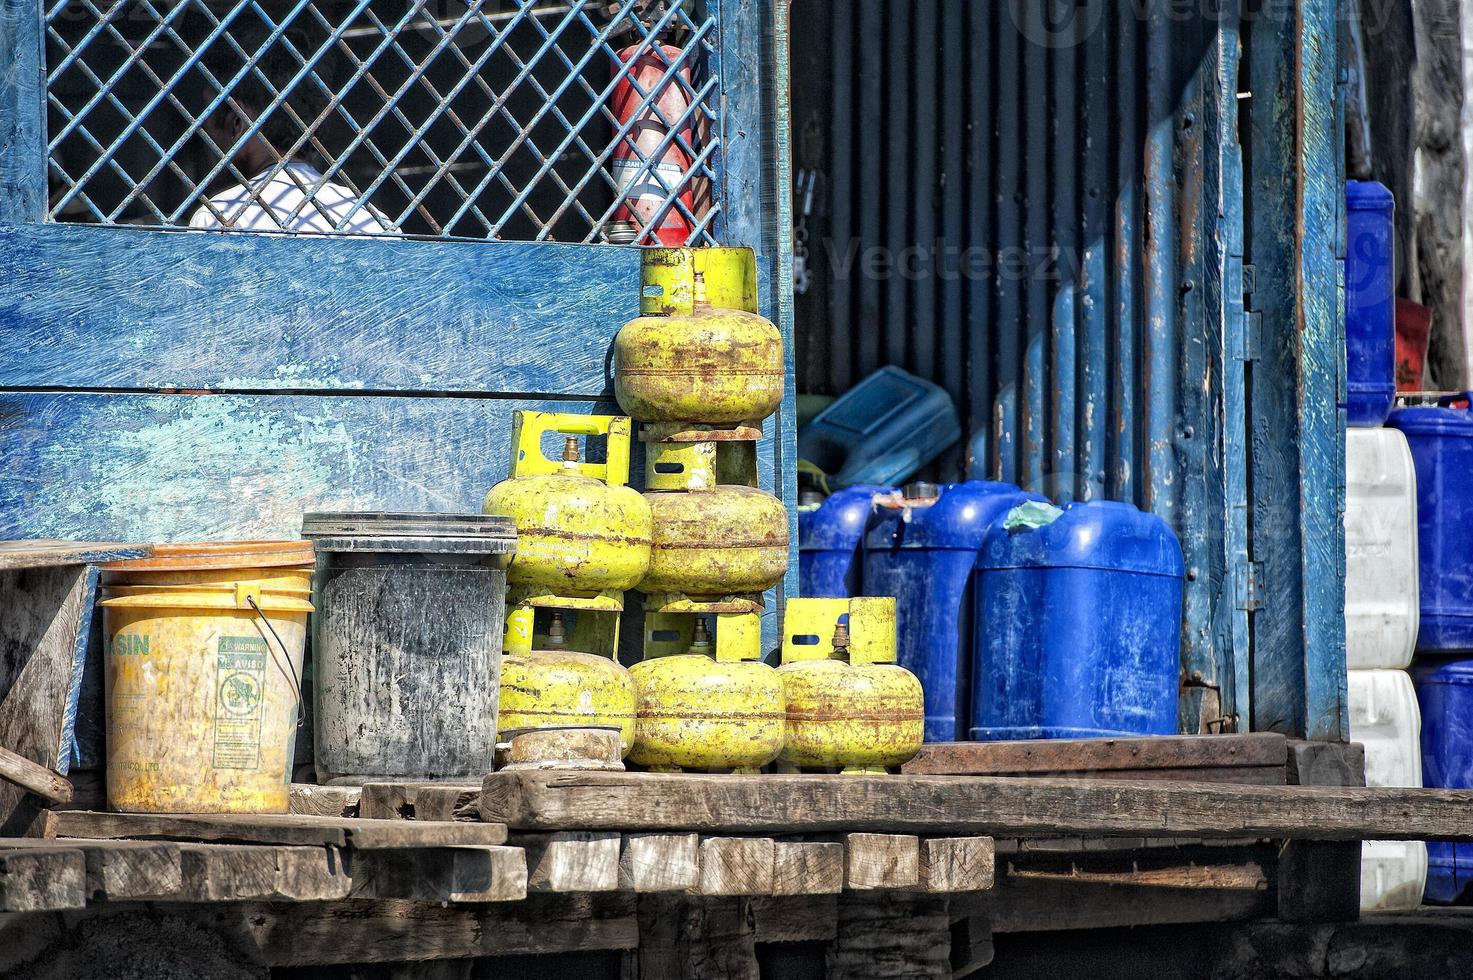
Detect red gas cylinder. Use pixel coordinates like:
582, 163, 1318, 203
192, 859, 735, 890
610, 43, 696, 246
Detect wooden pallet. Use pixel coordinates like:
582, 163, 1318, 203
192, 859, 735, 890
0, 814, 996, 913
902, 733, 1288, 784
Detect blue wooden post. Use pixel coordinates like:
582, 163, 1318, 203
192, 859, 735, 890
716, 0, 797, 648
1245, 0, 1348, 741
0, 0, 46, 224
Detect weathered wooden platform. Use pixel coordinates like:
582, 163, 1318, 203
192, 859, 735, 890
477, 769, 1473, 840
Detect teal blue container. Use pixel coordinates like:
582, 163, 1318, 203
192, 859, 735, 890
798, 366, 961, 488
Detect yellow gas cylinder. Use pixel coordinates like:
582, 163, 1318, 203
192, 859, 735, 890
638, 434, 789, 598
778, 598, 924, 773
629, 617, 785, 771
498, 611, 637, 756
483, 411, 651, 598
614, 247, 783, 425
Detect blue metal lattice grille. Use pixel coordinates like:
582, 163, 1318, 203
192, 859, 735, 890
43, 0, 721, 243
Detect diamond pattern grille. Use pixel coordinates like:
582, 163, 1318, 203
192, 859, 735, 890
44, 0, 721, 243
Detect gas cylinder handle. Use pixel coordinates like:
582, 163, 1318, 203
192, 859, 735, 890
508, 410, 634, 487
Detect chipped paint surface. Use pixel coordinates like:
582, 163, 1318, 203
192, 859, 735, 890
0, 393, 614, 541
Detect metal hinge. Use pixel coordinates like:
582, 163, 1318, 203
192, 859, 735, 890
1236, 559, 1265, 612
1236, 263, 1261, 361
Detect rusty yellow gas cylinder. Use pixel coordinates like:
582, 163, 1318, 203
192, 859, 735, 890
637, 436, 788, 599
614, 248, 783, 426
629, 618, 785, 771
498, 611, 637, 756
778, 598, 923, 773
483, 411, 651, 599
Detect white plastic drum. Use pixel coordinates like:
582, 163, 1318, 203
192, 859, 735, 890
1349, 668, 1427, 911
1345, 427, 1420, 669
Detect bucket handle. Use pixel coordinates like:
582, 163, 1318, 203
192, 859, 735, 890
245, 595, 306, 729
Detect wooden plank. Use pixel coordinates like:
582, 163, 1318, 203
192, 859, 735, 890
518, 831, 621, 893
843, 833, 919, 891
0, 838, 184, 900
0, 223, 638, 396
826, 892, 951, 979
955, 874, 1275, 933
349, 846, 525, 903
0, 564, 95, 836
751, 895, 839, 943
0, 0, 46, 225
450, 846, 528, 903
0, 541, 147, 571
359, 782, 481, 821
50, 810, 508, 849
0, 393, 615, 541
289, 783, 360, 818
918, 837, 994, 893
414, 786, 483, 823
699, 837, 774, 897
772, 840, 844, 896
0, 744, 71, 804
902, 734, 1288, 775
619, 833, 700, 893
169, 844, 351, 902
0, 847, 86, 912
202, 893, 638, 965
1005, 843, 1275, 891
631, 895, 759, 980
480, 770, 1473, 840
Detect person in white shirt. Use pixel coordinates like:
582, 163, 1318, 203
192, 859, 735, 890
188, 60, 393, 235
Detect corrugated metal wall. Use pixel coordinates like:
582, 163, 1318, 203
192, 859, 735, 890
790, 0, 1252, 731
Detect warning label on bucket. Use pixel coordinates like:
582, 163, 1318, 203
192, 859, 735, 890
214, 635, 267, 770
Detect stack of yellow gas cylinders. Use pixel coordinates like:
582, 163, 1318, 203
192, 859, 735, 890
483, 411, 645, 756
485, 246, 923, 773
613, 247, 789, 771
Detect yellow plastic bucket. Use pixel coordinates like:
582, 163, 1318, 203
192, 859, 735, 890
99, 542, 315, 814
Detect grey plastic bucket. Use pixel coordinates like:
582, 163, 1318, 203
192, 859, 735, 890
302, 512, 516, 784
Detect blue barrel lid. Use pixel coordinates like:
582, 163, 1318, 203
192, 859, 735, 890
799, 484, 891, 551
864, 480, 1042, 551
1388, 399, 1473, 439
979, 499, 1185, 577
1347, 179, 1394, 212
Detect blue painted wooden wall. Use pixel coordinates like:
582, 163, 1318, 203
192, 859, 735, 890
0, 0, 796, 637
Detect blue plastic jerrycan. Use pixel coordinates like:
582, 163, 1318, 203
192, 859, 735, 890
1389, 397, 1473, 653
798, 366, 961, 488
972, 499, 1185, 740
798, 485, 890, 598
1346, 180, 1396, 427
1413, 654, 1473, 903
862, 481, 1043, 742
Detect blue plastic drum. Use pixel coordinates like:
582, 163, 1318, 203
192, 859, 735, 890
1413, 655, 1473, 903
798, 485, 889, 598
1389, 397, 1473, 653
862, 481, 1041, 742
1345, 180, 1396, 427
972, 500, 1185, 740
